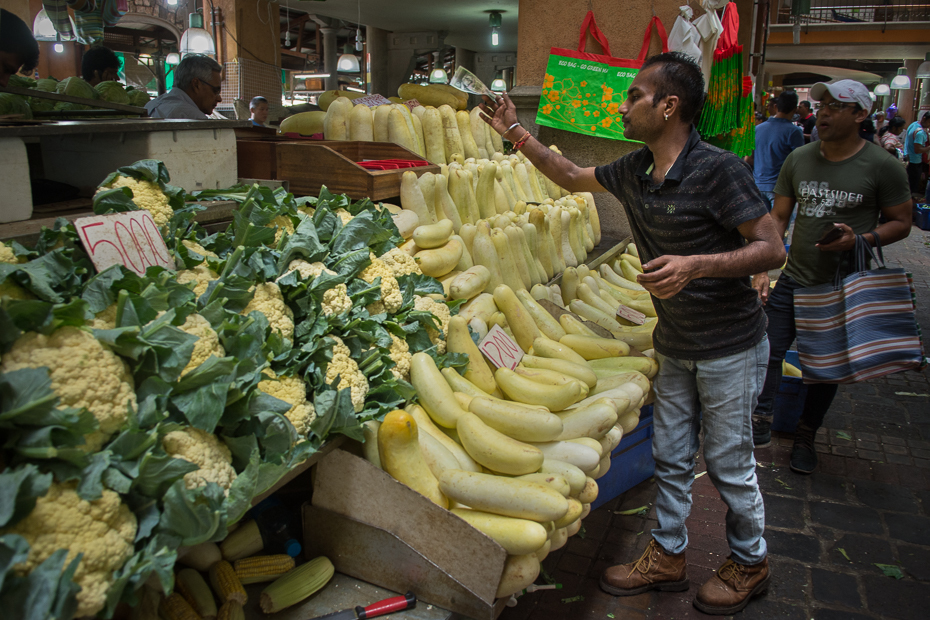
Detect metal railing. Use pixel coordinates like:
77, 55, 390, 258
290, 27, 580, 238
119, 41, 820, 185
775, 1, 930, 24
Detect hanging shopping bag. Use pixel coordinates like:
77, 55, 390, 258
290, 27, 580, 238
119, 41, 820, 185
794, 235, 926, 384
536, 11, 668, 142
668, 6, 703, 66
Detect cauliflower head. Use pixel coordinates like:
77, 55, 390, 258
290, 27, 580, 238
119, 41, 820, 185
414, 295, 451, 354
269, 215, 295, 243
242, 282, 295, 339
98, 176, 173, 227
177, 264, 219, 298
91, 303, 118, 330
176, 313, 225, 375
162, 427, 237, 494
0, 241, 33, 300
279, 259, 351, 316
258, 369, 316, 436
182, 238, 218, 259
380, 247, 422, 277
360, 253, 402, 314
334, 209, 354, 225
389, 334, 411, 381
0, 481, 137, 617
325, 336, 369, 412
0, 326, 136, 451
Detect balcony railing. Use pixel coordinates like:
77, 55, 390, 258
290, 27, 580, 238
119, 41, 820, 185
775, 1, 930, 24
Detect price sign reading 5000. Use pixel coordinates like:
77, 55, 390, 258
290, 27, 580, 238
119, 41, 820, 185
75, 212, 176, 276
478, 324, 524, 370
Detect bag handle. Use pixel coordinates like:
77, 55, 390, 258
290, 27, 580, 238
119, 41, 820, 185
832, 234, 886, 289
637, 16, 670, 61
577, 11, 611, 56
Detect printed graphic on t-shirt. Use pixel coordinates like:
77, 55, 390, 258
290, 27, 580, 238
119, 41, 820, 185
796, 180, 865, 218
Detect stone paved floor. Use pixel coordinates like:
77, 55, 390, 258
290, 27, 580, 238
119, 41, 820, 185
499, 226, 930, 619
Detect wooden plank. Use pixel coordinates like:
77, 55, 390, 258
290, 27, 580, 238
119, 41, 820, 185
237, 140, 279, 180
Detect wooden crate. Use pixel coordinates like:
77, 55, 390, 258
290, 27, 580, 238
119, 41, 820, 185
237, 140, 439, 200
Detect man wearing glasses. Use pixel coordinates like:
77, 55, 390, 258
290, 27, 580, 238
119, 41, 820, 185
145, 55, 223, 120
751, 80, 912, 474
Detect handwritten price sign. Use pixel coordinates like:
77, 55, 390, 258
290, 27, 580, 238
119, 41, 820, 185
478, 324, 524, 370
353, 94, 393, 108
75, 212, 176, 276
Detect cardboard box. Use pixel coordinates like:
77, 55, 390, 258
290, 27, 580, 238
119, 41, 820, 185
304, 448, 510, 620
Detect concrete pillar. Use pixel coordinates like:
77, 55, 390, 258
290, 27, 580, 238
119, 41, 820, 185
367, 26, 390, 97
511, 0, 685, 239
455, 47, 476, 74
320, 27, 338, 91
896, 59, 920, 123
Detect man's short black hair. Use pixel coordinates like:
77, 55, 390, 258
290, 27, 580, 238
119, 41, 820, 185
81, 46, 120, 81
250, 96, 268, 109
639, 51, 705, 124
922, 111, 930, 123
777, 90, 799, 114
799, 100, 812, 110
0, 9, 40, 73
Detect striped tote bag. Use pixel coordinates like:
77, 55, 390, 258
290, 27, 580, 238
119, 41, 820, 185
794, 235, 924, 383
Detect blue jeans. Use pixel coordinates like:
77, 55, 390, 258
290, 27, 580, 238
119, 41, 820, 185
651, 338, 769, 565
753, 274, 839, 430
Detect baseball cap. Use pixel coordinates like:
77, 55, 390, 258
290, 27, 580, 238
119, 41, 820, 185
809, 79, 872, 110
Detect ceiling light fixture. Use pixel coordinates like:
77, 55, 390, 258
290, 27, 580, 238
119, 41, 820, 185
916, 52, 930, 80
490, 72, 506, 92
33, 9, 57, 41
338, 42, 360, 73
355, 0, 364, 51
179, 12, 216, 57
166, 0, 178, 5
429, 51, 448, 84
890, 67, 911, 90
874, 83, 891, 97
166, 52, 181, 64
294, 73, 330, 79
54, 42, 64, 54
489, 11, 502, 47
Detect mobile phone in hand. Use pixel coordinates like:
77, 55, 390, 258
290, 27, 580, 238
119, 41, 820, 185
817, 224, 844, 246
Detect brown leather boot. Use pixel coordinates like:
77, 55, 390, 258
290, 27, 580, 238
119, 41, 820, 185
693, 557, 770, 615
599, 538, 689, 596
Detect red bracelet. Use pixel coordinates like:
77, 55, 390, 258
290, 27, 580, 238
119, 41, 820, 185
511, 130, 531, 152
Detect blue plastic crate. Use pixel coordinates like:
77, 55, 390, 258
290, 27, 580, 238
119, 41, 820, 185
916, 206, 930, 232
771, 350, 808, 433
591, 405, 655, 510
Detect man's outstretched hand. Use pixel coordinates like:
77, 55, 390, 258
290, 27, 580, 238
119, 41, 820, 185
478, 93, 519, 137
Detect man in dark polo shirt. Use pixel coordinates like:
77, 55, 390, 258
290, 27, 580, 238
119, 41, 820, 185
481, 52, 786, 615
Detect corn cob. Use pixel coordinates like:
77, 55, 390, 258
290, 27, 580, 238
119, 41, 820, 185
215, 601, 245, 620
160, 592, 201, 620
176, 568, 218, 619
220, 520, 263, 561
177, 542, 223, 572
234, 554, 296, 584
260, 556, 335, 613
208, 560, 247, 605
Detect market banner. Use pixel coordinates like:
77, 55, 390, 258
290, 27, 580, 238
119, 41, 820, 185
536, 12, 668, 142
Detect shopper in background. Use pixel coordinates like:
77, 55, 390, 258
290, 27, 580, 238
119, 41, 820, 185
481, 51, 786, 616
859, 116, 878, 145
796, 100, 816, 142
250, 96, 270, 127
873, 110, 887, 134
0, 8, 40, 88
751, 80, 912, 475
145, 55, 223, 120
879, 116, 907, 160
82, 45, 121, 86
903, 111, 930, 197
753, 90, 804, 211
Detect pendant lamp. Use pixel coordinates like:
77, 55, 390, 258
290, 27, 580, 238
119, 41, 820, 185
179, 12, 216, 58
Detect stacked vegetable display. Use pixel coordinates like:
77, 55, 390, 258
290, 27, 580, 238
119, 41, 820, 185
0, 159, 462, 619
2, 74, 150, 118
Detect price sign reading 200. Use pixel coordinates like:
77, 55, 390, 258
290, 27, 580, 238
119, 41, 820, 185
75, 212, 176, 276
478, 324, 524, 370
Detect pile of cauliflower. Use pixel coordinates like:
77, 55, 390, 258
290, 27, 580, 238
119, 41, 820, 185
97, 175, 173, 227
361, 253, 403, 315
414, 295, 451, 354
325, 335, 369, 412
279, 259, 352, 316
162, 427, 238, 494
242, 282, 295, 340
259, 369, 316, 436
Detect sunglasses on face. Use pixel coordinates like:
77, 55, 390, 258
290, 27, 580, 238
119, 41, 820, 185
199, 79, 222, 95
814, 102, 857, 112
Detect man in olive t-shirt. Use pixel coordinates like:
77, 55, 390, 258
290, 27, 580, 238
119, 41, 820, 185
751, 80, 912, 475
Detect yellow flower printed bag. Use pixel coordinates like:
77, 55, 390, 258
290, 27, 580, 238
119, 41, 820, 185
537, 11, 668, 142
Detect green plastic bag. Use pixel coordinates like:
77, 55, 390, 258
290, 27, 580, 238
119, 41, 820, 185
536, 13, 668, 143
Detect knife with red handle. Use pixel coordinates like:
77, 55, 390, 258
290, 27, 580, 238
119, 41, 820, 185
310, 592, 416, 620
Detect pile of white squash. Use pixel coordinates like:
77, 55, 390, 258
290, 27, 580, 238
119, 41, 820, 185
362, 244, 660, 600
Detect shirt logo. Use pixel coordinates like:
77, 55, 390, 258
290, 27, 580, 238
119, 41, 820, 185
666, 204, 675, 214
796, 180, 864, 217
